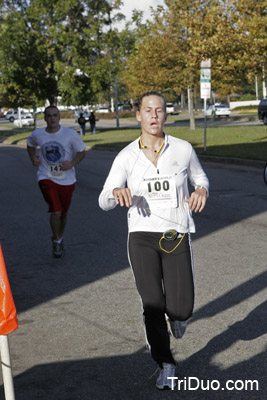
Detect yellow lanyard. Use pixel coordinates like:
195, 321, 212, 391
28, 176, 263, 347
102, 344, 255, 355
159, 233, 185, 254
139, 137, 165, 153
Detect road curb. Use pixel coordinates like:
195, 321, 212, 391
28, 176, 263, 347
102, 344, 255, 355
198, 155, 265, 169
85, 146, 266, 169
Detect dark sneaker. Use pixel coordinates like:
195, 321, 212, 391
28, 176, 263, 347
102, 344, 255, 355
156, 363, 176, 390
168, 319, 187, 339
52, 238, 65, 258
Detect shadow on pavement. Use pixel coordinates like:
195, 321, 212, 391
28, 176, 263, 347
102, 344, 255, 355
3, 301, 266, 399
192, 271, 267, 322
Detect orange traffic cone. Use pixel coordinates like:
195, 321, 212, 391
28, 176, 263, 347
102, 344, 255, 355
0, 244, 18, 335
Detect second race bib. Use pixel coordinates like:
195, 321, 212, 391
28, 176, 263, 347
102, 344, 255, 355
48, 164, 66, 179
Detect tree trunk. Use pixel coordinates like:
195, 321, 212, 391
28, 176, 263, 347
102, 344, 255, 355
48, 95, 57, 106
181, 92, 185, 109
188, 86, 195, 130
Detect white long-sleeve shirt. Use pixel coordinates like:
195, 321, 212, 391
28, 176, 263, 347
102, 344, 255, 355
99, 134, 209, 233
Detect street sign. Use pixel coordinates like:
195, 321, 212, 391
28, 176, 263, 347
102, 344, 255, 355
200, 68, 211, 82
201, 81, 211, 99
200, 59, 211, 100
201, 58, 211, 68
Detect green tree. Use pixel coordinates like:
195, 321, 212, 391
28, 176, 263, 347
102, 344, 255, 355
0, 0, 123, 107
124, 0, 222, 128
56, 0, 127, 107
232, 0, 267, 98
123, 0, 266, 127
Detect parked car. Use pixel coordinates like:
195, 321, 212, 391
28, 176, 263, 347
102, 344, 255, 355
258, 98, 267, 125
74, 110, 90, 122
206, 104, 231, 117
5, 110, 33, 123
5, 110, 19, 122
118, 104, 132, 111
13, 114, 34, 126
95, 107, 109, 113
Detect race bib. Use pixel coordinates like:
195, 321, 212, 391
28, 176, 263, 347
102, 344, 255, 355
48, 164, 65, 179
143, 174, 177, 208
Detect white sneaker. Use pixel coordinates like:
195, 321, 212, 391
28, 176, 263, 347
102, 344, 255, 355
168, 319, 187, 338
52, 238, 65, 258
156, 363, 177, 390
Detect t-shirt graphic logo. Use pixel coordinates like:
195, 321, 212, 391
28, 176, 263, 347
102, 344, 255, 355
42, 142, 65, 164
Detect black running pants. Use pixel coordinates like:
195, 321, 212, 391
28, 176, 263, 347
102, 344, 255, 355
128, 232, 194, 367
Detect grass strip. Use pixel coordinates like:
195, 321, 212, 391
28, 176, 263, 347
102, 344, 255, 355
1, 123, 266, 161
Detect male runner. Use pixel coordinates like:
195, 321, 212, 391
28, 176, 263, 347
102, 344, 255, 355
27, 105, 86, 258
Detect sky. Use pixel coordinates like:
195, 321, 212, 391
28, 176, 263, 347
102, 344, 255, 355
117, 0, 165, 29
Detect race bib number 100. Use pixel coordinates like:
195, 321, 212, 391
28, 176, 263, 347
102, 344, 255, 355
144, 174, 177, 208
48, 164, 66, 179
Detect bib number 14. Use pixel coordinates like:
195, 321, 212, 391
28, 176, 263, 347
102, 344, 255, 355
48, 164, 65, 179
50, 164, 62, 173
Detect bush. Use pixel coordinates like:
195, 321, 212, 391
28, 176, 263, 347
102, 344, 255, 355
234, 106, 258, 111
38, 109, 137, 120
95, 111, 136, 119
118, 111, 136, 119
239, 94, 257, 101
59, 110, 75, 119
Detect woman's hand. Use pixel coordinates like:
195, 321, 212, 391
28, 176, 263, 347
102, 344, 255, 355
113, 188, 132, 208
185, 187, 207, 213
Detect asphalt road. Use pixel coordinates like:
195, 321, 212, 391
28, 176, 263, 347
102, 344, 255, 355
0, 144, 266, 400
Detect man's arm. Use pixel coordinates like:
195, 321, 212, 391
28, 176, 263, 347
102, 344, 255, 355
27, 145, 40, 167
61, 150, 86, 171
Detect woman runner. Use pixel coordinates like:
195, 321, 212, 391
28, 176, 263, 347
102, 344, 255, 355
99, 91, 209, 390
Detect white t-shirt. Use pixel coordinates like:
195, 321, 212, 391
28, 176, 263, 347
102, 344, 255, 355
27, 125, 86, 185
98, 134, 209, 233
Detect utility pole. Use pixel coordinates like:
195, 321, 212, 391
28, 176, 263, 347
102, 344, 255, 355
108, 3, 119, 128
110, 46, 119, 128
263, 66, 266, 99
200, 58, 211, 151
188, 87, 195, 130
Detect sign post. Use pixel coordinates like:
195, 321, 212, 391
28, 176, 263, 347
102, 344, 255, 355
200, 59, 211, 151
